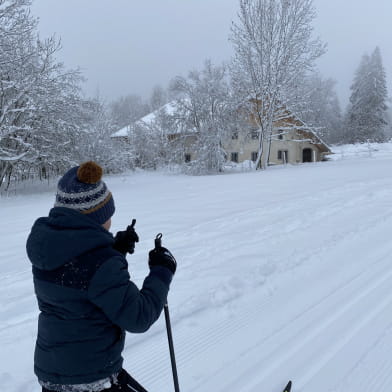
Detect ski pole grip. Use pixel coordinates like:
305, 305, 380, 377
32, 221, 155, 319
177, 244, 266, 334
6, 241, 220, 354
155, 233, 163, 249
127, 219, 136, 232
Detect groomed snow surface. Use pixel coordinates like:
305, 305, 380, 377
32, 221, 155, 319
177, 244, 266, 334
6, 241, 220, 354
1, 143, 392, 392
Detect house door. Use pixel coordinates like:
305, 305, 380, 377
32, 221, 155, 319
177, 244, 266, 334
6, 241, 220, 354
303, 148, 312, 162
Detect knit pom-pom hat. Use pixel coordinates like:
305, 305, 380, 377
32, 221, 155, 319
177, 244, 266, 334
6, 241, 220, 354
54, 161, 115, 225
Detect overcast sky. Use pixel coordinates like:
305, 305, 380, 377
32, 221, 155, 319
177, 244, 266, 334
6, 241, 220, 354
31, 0, 392, 109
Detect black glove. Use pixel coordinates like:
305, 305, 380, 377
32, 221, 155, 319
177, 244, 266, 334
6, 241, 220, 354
113, 219, 139, 255
148, 246, 177, 274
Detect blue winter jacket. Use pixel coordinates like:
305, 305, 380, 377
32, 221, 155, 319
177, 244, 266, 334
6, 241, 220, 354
26, 207, 172, 385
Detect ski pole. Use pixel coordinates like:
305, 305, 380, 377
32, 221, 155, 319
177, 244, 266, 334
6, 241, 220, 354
155, 234, 180, 392
164, 302, 180, 392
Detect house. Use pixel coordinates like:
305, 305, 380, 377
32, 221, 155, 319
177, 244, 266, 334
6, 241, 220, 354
111, 125, 131, 143
111, 101, 198, 162
112, 102, 332, 166
226, 111, 331, 166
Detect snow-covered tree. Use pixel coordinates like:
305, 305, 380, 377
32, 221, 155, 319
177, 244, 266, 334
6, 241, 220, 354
149, 85, 168, 112
345, 47, 389, 143
169, 60, 237, 174
109, 94, 150, 129
76, 97, 133, 174
297, 73, 343, 144
230, 0, 325, 169
386, 109, 392, 140
0, 0, 86, 190
121, 111, 167, 170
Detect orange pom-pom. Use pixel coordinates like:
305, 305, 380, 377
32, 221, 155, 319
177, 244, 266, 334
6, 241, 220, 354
77, 161, 103, 184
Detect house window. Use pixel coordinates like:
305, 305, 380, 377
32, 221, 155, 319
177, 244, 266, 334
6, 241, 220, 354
251, 152, 258, 162
278, 133, 283, 140
184, 154, 191, 163
232, 131, 239, 140
278, 150, 288, 163
231, 152, 239, 163
251, 130, 259, 140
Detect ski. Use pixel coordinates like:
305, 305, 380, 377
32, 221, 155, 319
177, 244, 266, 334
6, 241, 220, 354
282, 380, 292, 392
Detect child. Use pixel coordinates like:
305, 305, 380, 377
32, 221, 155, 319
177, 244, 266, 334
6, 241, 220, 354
26, 161, 177, 392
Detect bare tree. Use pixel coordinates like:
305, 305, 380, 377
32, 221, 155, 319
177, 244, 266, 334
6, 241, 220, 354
109, 94, 150, 129
297, 73, 343, 144
77, 97, 134, 173
230, 0, 325, 169
149, 85, 168, 111
169, 60, 237, 174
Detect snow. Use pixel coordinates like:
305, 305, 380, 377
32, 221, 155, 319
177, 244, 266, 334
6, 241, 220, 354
111, 102, 179, 138
2, 143, 392, 392
111, 125, 130, 138
330, 142, 392, 160
138, 101, 178, 126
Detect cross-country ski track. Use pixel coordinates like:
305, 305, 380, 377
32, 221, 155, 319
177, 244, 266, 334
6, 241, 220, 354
1, 144, 392, 392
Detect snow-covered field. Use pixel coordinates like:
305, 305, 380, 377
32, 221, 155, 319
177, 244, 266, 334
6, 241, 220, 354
1, 143, 392, 392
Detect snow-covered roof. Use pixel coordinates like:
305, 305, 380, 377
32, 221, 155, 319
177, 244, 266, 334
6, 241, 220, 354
286, 112, 332, 153
111, 125, 131, 138
111, 101, 183, 138
111, 99, 330, 152
138, 101, 178, 126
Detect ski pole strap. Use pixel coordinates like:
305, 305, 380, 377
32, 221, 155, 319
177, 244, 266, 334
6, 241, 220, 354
164, 303, 180, 392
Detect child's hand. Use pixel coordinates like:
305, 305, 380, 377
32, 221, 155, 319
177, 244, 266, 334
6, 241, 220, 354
113, 219, 139, 255
148, 246, 177, 274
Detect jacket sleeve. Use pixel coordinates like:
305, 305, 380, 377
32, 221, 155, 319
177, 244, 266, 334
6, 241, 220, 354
87, 255, 173, 333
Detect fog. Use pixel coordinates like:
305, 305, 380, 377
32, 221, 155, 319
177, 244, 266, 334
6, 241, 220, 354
32, 0, 392, 108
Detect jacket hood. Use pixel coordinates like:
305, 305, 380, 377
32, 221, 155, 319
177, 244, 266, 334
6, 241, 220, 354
26, 207, 114, 270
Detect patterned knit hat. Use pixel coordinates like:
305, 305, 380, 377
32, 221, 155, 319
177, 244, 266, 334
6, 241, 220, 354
54, 161, 115, 225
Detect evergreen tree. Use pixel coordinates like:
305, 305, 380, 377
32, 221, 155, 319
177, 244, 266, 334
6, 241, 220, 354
346, 47, 388, 143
